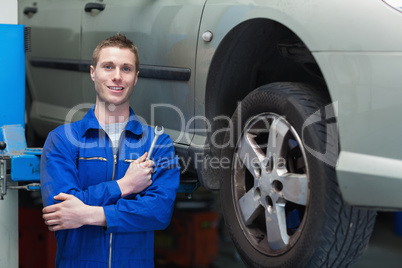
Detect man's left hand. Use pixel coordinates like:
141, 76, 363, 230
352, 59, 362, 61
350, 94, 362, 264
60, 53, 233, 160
42, 193, 88, 231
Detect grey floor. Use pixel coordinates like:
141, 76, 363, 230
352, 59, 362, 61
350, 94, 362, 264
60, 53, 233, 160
214, 212, 402, 268
353, 212, 402, 268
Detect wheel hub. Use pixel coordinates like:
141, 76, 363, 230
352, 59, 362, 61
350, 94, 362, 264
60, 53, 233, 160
233, 113, 309, 255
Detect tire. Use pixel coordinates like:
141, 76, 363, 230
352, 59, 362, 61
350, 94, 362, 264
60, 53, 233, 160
220, 82, 376, 268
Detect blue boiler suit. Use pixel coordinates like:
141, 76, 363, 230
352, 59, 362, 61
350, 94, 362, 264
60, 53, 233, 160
40, 107, 180, 268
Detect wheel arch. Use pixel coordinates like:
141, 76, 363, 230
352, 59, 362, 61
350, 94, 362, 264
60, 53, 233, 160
201, 18, 331, 190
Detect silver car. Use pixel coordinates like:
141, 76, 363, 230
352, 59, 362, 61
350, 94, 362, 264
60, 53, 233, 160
19, 0, 402, 267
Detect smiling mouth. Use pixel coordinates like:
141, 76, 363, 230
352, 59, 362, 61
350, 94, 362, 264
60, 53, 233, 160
108, 86, 124, 91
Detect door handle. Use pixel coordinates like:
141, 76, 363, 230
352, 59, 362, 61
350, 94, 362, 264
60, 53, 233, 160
23, 7, 38, 15
85, 3, 106, 12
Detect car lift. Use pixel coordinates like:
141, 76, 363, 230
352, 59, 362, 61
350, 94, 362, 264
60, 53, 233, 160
0, 25, 41, 197
0, 4, 41, 265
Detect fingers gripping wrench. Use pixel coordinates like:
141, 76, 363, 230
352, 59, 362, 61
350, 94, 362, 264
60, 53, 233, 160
146, 126, 164, 161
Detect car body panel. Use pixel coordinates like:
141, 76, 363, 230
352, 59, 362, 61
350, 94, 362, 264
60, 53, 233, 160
195, 0, 402, 208
19, 0, 84, 137
337, 151, 402, 209
194, 0, 402, 144
80, 0, 207, 144
315, 51, 402, 208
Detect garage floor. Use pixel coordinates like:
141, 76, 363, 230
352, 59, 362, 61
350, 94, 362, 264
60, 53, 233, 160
213, 212, 402, 268
353, 212, 402, 268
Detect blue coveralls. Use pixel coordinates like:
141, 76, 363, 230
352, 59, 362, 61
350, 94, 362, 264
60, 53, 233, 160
40, 107, 180, 267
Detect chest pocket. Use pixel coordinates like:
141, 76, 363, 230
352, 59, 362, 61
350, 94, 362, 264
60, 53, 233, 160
78, 157, 108, 188
119, 159, 135, 180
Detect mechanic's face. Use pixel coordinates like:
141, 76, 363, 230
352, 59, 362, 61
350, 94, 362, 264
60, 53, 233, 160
90, 47, 138, 109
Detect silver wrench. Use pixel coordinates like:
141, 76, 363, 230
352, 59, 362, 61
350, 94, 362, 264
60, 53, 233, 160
146, 126, 164, 160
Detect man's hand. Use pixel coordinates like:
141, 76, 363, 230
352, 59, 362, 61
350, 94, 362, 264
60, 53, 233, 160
117, 152, 154, 197
42, 193, 106, 231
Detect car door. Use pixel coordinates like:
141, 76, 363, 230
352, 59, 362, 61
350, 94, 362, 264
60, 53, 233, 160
81, 0, 207, 144
19, 0, 85, 135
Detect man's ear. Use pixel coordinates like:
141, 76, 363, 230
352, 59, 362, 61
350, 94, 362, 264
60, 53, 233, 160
133, 71, 139, 86
90, 65, 95, 82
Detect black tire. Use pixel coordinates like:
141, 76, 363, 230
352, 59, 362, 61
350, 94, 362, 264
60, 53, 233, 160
220, 82, 376, 268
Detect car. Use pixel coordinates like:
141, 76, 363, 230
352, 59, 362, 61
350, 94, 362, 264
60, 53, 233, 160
19, 0, 402, 267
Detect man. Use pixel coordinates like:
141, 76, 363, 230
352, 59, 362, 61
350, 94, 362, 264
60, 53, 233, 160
40, 33, 180, 267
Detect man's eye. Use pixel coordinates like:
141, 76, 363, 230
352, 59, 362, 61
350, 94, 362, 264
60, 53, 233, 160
123, 67, 131, 72
105, 65, 112, 70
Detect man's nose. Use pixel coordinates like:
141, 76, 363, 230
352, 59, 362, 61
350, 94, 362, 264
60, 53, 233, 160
112, 68, 122, 80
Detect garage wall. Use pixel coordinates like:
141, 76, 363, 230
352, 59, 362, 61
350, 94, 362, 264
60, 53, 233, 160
0, 0, 17, 24
0, 2, 19, 268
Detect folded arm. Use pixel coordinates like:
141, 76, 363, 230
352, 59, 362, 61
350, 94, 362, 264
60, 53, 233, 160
41, 129, 153, 207
41, 129, 179, 232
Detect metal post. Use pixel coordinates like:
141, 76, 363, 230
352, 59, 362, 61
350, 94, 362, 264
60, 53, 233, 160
0, 1, 21, 266
0, 189, 18, 267
0, 159, 6, 199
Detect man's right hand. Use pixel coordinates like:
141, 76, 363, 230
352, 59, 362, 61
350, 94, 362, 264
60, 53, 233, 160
117, 152, 154, 197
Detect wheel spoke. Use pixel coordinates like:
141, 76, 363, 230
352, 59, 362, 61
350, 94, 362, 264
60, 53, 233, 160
265, 198, 289, 250
231, 112, 311, 256
237, 133, 265, 176
281, 174, 308, 205
239, 189, 262, 225
267, 118, 290, 157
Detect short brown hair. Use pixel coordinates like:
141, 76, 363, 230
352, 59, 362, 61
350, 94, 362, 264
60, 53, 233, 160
92, 33, 139, 72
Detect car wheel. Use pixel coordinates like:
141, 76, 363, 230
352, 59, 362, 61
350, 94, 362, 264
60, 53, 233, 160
220, 82, 376, 267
